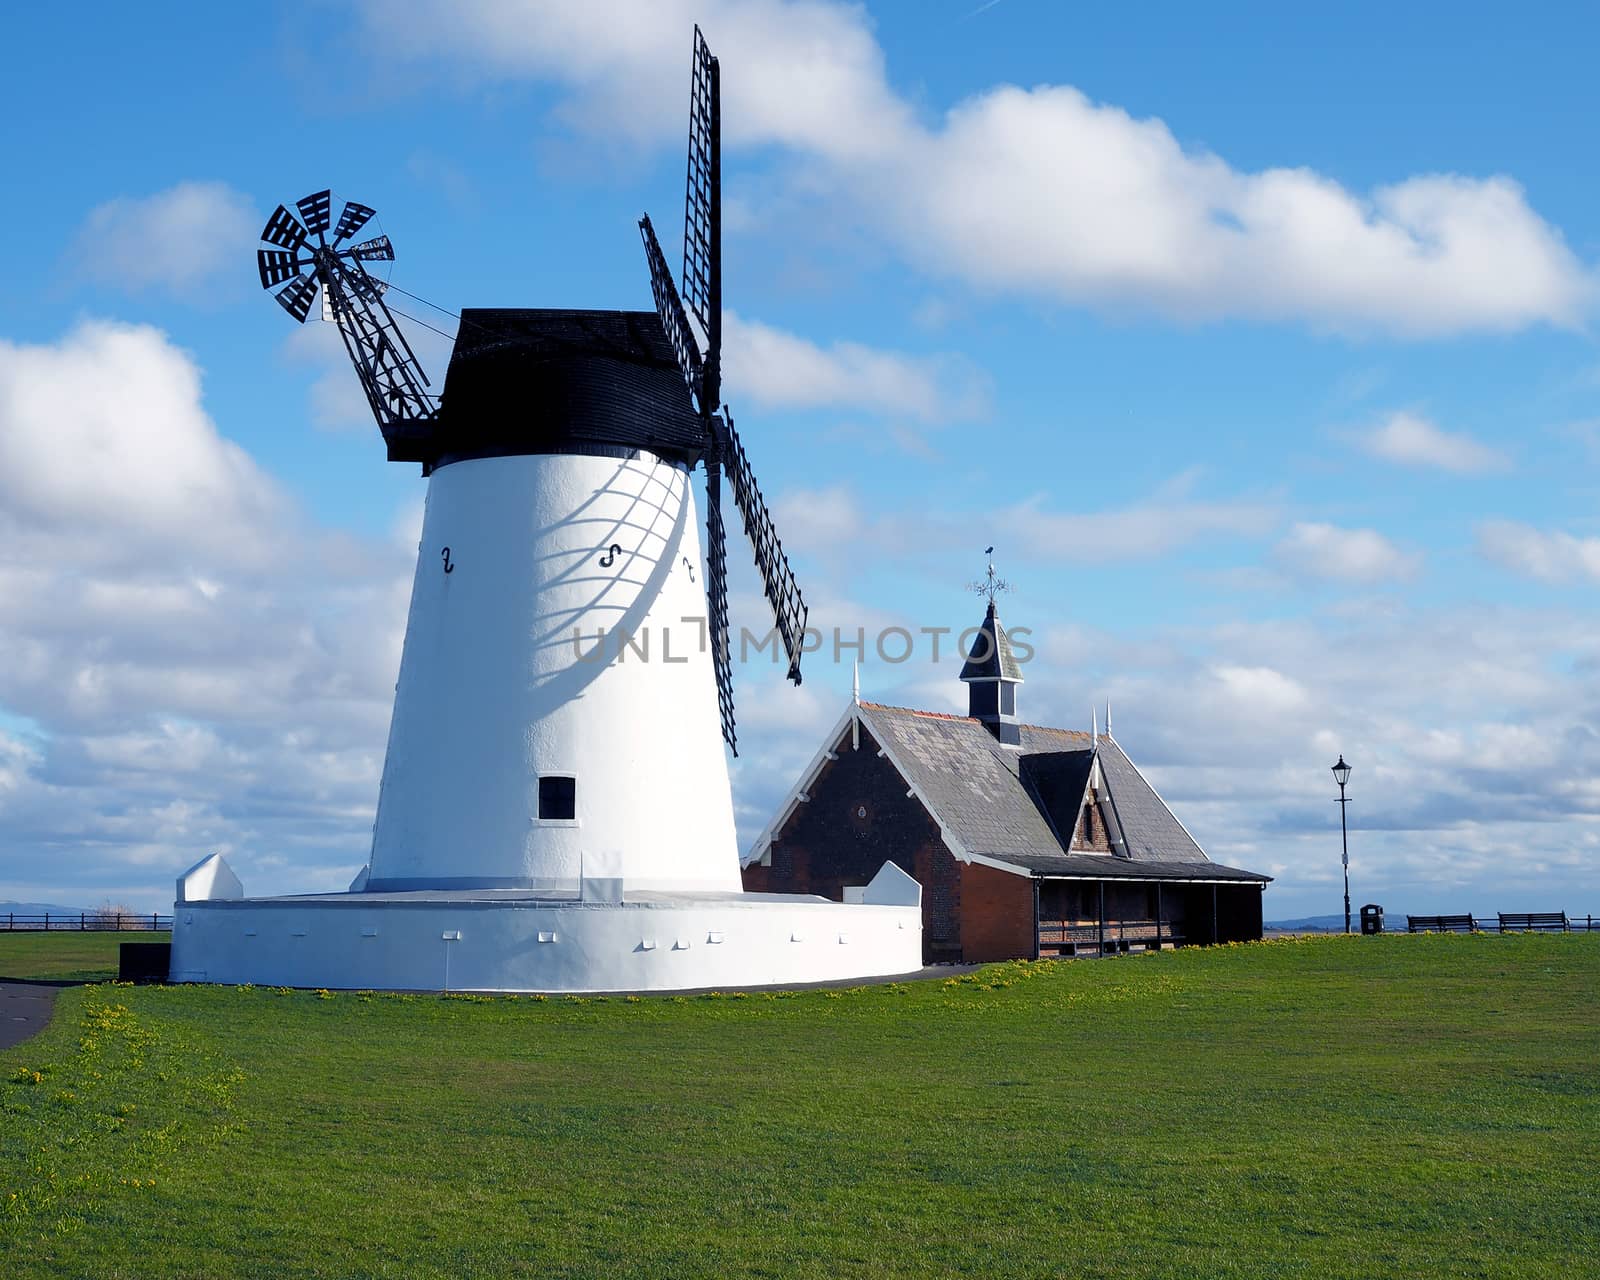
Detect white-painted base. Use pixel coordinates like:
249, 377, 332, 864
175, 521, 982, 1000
168, 888, 923, 993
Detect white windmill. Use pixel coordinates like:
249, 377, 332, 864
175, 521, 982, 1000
168, 27, 921, 992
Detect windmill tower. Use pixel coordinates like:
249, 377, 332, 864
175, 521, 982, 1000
251, 31, 809, 900
168, 26, 920, 992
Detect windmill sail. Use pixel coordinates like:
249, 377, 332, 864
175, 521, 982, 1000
682, 25, 721, 409
255, 192, 437, 433
721, 410, 807, 685
638, 26, 810, 748
640, 215, 705, 409
703, 463, 736, 751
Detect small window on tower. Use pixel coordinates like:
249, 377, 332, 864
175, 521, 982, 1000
538, 776, 576, 821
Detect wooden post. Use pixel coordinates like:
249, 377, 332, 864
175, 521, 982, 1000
1031, 879, 1041, 961
1156, 884, 1163, 949
1211, 886, 1218, 945
1097, 882, 1105, 958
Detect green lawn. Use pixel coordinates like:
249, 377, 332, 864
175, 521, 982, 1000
0, 931, 168, 983
1, 934, 1595, 1279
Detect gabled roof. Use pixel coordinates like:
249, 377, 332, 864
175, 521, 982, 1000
858, 702, 1078, 862
746, 697, 1270, 886
856, 703, 1267, 883
1094, 736, 1210, 863
1019, 751, 1096, 848
959, 602, 1023, 682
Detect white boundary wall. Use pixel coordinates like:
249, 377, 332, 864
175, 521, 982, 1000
169, 893, 922, 993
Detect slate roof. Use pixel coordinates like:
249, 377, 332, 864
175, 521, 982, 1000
854, 701, 1269, 884
1095, 736, 1210, 863
858, 703, 1080, 862
958, 603, 1024, 682
1018, 751, 1095, 847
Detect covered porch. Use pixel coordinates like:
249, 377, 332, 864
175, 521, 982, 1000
1031, 867, 1267, 958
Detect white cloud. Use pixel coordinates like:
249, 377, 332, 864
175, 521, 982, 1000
1210, 664, 1311, 717
772, 473, 1278, 567
70, 181, 258, 300
360, 0, 909, 155
282, 322, 376, 432
350, 0, 1595, 336
1010, 604, 1600, 915
0, 321, 285, 566
770, 484, 866, 555
1359, 410, 1508, 473
880, 93, 1590, 335
1276, 522, 1421, 584
1005, 490, 1279, 561
723, 312, 989, 422
1476, 520, 1600, 584
0, 321, 416, 908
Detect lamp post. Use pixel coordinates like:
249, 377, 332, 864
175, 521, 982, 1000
1331, 755, 1352, 934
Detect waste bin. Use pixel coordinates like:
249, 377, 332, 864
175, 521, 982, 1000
1360, 903, 1384, 935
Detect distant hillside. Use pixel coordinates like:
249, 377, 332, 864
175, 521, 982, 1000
0, 901, 92, 919
1266, 914, 1347, 932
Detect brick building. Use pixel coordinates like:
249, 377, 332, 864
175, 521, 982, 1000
742, 602, 1271, 964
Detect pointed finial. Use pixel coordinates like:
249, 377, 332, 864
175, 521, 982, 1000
852, 660, 860, 704
1092, 706, 1099, 747
1105, 701, 1112, 737
967, 547, 1012, 606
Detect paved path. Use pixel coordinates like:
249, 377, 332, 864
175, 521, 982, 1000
0, 981, 70, 1051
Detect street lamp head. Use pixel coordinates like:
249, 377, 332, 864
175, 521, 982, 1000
1331, 755, 1352, 788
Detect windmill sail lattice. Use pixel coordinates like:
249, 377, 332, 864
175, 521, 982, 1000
682, 26, 721, 410
722, 411, 807, 684
641, 217, 704, 404
640, 27, 809, 753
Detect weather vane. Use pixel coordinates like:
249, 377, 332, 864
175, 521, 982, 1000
967, 545, 1012, 605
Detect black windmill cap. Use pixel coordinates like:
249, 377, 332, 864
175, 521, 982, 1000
432, 308, 707, 468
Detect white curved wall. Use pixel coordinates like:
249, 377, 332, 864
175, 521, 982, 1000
169, 895, 923, 993
368, 451, 740, 894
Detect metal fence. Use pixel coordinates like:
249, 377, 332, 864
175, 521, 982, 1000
1, 913, 172, 932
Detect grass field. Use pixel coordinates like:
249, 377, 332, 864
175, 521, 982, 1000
1, 934, 1595, 1279
0, 932, 169, 983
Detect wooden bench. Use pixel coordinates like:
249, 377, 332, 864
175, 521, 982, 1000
1036, 921, 1185, 957
1497, 912, 1569, 933
1407, 914, 1477, 933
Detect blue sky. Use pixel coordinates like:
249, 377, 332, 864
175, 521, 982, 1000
2, 0, 1598, 920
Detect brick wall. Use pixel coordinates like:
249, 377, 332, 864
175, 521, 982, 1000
958, 860, 1037, 962
741, 721, 965, 962
1071, 794, 1115, 852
